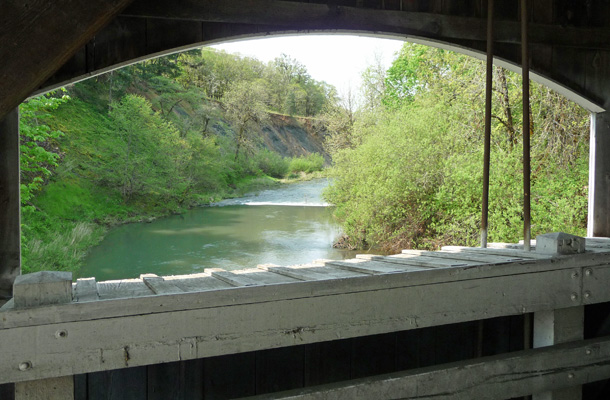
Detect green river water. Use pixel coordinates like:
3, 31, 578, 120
78, 179, 356, 281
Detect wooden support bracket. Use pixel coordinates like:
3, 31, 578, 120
13, 271, 74, 400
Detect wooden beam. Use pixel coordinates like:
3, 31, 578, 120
588, 111, 610, 237
122, 0, 610, 49
237, 335, 610, 400
0, 0, 136, 120
0, 267, 582, 384
13, 271, 74, 400
0, 108, 21, 303
4, 251, 608, 331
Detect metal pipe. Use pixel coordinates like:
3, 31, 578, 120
521, 0, 531, 251
481, 0, 494, 248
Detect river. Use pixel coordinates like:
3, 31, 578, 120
78, 179, 356, 281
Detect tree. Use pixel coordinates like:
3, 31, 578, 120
19, 92, 69, 209
221, 80, 270, 161
327, 42, 590, 251
104, 95, 188, 202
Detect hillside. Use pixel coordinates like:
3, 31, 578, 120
20, 49, 334, 274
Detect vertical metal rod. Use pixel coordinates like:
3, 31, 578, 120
481, 0, 494, 248
521, 0, 531, 251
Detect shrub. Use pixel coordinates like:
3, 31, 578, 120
288, 153, 325, 173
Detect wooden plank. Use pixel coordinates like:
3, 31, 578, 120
304, 341, 351, 386
142, 275, 185, 295
87, 367, 146, 400
15, 376, 74, 400
121, 0, 610, 49
236, 336, 610, 400
326, 259, 425, 274
164, 273, 233, 292
401, 249, 524, 263
74, 278, 99, 302
256, 346, 305, 395
0, 108, 21, 301
96, 279, 154, 300
351, 333, 396, 378
204, 353, 256, 399
231, 268, 299, 285
0, 268, 581, 384
0, 383, 15, 400
13, 271, 72, 308
147, 362, 181, 400
582, 264, 610, 305
0, 0, 136, 120
442, 246, 553, 259
13, 271, 74, 400
360, 253, 475, 268
209, 269, 296, 286
1, 252, 604, 331
262, 265, 366, 281
0, 298, 15, 311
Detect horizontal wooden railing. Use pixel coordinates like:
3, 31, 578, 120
1, 234, 610, 399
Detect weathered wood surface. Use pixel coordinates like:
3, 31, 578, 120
0, 240, 609, 385
589, 112, 610, 238
0, 109, 21, 302
73, 278, 98, 302
237, 335, 610, 400
4, 243, 610, 331
0, 268, 584, 384
0, 0, 135, 119
13, 271, 72, 308
122, 0, 610, 49
13, 271, 74, 400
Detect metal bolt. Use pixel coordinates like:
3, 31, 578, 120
571, 292, 578, 301
585, 268, 593, 276
585, 291, 592, 299
571, 271, 579, 279
586, 348, 592, 355
568, 373, 575, 379
55, 329, 68, 339
18, 361, 32, 371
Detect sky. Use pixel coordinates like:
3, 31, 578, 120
210, 35, 404, 97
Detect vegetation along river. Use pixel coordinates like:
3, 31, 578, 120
78, 179, 356, 281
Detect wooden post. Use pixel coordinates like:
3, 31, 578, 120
588, 111, 610, 237
0, 107, 21, 305
13, 271, 74, 400
533, 233, 584, 400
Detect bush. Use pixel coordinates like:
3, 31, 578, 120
288, 153, 325, 173
252, 149, 289, 178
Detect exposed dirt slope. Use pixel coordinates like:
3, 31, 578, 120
261, 114, 328, 160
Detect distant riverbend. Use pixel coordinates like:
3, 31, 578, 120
78, 179, 356, 281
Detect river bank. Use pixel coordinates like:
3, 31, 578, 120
78, 177, 350, 280
22, 171, 328, 276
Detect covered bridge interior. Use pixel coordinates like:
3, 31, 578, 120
2, 0, 610, 399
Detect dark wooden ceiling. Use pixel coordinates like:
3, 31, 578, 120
2, 0, 610, 120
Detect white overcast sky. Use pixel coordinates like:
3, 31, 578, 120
210, 35, 404, 96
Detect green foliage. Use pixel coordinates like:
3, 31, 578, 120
21, 49, 333, 273
289, 153, 325, 174
326, 43, 590, 252
222, 80, 271, 161
251, 149, 290, 178
19, 93, 69, 209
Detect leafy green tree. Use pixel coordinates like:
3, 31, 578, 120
104, 95, 188, 203
327, 43, 590, 251
19, 93, 69, 209
222, 80, 270, 161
